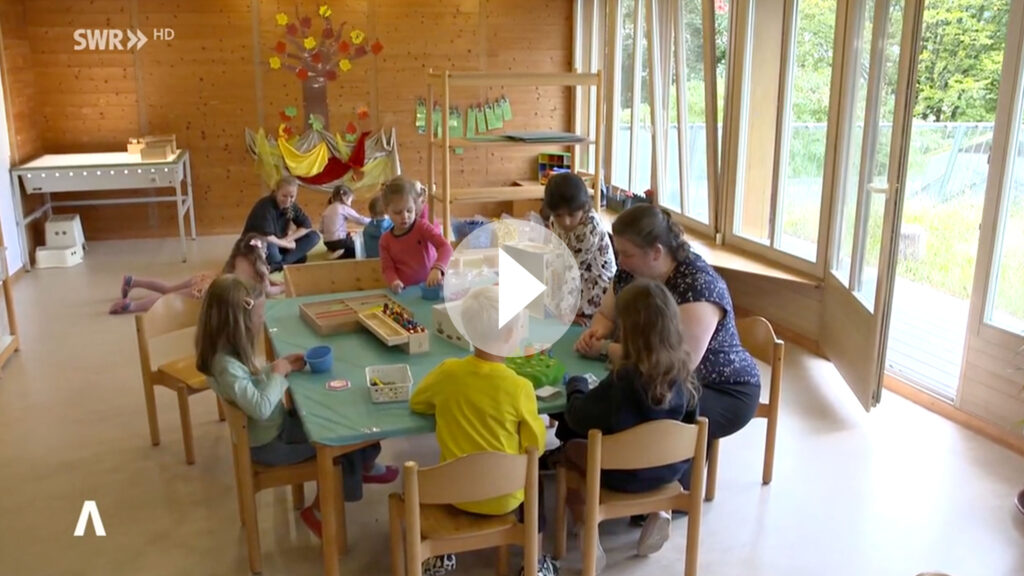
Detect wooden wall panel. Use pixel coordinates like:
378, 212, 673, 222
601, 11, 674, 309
959, 329, 1024, 431
0, 0, 574, 241
718, 269, 824, 348
0, 0, 45, 249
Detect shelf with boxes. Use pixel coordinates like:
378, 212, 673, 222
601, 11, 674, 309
425, 70, 604, 239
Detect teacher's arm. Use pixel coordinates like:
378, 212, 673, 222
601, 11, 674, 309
575, 285, 616, 356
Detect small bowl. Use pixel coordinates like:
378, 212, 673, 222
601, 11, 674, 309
420, 283, 442, 301
304, 345, 333, 374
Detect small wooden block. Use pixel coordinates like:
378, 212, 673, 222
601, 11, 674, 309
403, 331, 431, 354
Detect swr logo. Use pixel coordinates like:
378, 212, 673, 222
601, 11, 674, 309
72, 28, 174, 51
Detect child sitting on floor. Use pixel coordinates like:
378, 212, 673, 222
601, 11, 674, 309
320, 184, 371, 260
195, 275, 399, 538
543, 172, 616, 326
362, 194, 393, 259
110, 233, 284, 314
552, 278, 699, 573
410, 285, 558, 576
378, 176, 453, 294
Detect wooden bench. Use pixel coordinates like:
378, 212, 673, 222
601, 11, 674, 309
283, 258, 388, 297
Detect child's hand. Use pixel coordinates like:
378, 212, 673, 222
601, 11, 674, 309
426, 268, 443, 287
573, 314, 590, 327
283, 353, 306, 372
576, 338, 607, 359
390, 280, 404, 293
575, 327, 600, 353
271, 357, 295, 376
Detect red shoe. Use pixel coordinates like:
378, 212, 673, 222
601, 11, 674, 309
362, 465, 399, 484
299, 506, 322, 540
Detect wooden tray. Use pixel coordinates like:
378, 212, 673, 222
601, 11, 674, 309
358, 310, 409, 346
298, 293, 403, 337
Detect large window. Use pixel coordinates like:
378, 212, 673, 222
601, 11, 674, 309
987, 90, 1024, 333
776, 0, 839, 261
610, 0, 652, 195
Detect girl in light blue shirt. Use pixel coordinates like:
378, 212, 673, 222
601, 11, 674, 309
195, 275, 398, 539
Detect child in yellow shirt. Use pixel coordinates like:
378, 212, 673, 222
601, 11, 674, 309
410, 285, 556, 576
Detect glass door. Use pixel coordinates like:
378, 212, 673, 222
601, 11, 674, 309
820, 0, 924, 409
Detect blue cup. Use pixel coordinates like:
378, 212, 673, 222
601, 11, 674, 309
304, 345, 333, 374
420, 283, 442, 301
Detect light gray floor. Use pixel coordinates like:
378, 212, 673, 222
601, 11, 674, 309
0, 236, 1021, 576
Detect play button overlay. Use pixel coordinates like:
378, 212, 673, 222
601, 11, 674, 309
442, 219, 581, 358
497, 248, 546, 329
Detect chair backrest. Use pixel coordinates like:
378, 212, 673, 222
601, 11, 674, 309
283, 258, 387, 296
221, 400, 249, 444
597, 419, 704, 470
408, 449, 535, 505
735, 316, 782, 366
735, 316, 784, 407
134, 293, 203, 374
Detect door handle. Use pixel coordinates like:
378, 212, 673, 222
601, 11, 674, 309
868, 183, 889, 196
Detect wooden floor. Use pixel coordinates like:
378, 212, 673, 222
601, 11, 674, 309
0, 235, 1022, 576
886, 277, 968, 400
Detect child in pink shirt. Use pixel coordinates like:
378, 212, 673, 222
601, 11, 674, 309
378, 176, 453, 293
320, 185, 370, 260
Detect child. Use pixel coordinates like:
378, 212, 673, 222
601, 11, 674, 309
362, 194, 393, 259
410, 285, 557, 576
554, 278, 699, 571
378, 176, 453, 293
110, 233, 284, 314
543, 172, 616, 326
321, 185, 371, 260
195, 275, 399, 538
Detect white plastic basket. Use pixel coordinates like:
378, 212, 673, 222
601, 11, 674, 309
366, 364, 413, 403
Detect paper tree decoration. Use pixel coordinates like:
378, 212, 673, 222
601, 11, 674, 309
269, 5, 383, 130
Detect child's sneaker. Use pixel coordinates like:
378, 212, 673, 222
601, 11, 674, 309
362, 464, 399, 484
422, 553, 456, 576
578, 528, 606, 574
519, 554, 559, 576
636, 511, 671, 556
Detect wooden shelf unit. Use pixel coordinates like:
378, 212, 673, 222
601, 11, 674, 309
425, 70, 604, 238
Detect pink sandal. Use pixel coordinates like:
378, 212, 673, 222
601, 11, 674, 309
121, 275, 133, 299
108, 299, 133, 315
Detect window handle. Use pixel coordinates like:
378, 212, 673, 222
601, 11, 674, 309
868, 183, 889, 196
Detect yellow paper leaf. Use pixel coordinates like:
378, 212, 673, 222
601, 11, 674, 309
318, 4, 332, 18
275, 12, 288, 26
303, 36, 317, 50
339, 59, 352, 72
278, 123, 289, 139
350, 29, 365, 44
268, 56, 282, 70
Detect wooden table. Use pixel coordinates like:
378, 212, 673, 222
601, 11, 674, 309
264, 288, 604, 576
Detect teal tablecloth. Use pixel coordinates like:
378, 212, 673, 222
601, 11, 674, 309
264, 288, 606, 446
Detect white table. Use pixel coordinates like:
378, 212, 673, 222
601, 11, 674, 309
10, 150, 195, 270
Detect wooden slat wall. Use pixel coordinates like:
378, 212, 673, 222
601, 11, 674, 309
0, 0, 46, 247
959, 328, 1024, 431
0, 0, 573, 241
718, 269, 824, 348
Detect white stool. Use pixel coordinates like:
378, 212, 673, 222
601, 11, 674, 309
35, 245, 84, 268
45, 214, 86, 249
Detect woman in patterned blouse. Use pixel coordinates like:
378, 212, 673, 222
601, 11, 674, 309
576, 204, 762, 486
544, 172, 617, 326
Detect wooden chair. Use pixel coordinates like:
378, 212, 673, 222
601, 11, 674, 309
554, 418, 709, 576
134, 293, 223, 465
388, 448, 540, 576
283, 258, 387, 296
222, 401, 315, 575
704, 316, 784, 501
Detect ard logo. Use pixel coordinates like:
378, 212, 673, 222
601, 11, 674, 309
73, 501, 106, 537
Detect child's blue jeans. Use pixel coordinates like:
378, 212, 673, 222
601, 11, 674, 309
249, 410, 381, 502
